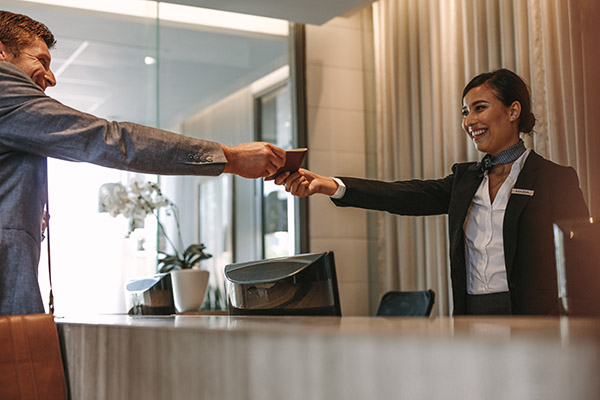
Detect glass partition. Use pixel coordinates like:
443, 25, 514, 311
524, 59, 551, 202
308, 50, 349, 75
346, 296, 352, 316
255, 83, 300, 259
5, 0, 300, 314
5, 0, 162, 315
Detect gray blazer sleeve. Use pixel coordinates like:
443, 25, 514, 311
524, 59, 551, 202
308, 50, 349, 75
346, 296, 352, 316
0, 61, 226, 176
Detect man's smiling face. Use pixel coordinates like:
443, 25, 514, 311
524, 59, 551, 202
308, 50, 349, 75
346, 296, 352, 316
0, 36, 56, 91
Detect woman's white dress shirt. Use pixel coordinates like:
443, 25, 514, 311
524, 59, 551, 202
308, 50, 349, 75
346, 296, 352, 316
464, 149, 531, 294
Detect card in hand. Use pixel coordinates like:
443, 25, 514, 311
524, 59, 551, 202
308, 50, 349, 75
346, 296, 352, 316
266, 148, 307, 180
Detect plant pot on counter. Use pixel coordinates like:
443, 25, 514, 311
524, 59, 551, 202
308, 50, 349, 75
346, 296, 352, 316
170, 269, 209, 313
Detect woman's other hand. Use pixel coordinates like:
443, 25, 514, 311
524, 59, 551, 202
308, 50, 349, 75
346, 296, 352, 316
273, 168, 338, 197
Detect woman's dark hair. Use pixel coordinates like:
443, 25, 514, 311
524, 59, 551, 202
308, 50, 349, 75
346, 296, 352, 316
0, 11, 56, 56
462, 68, 536, 134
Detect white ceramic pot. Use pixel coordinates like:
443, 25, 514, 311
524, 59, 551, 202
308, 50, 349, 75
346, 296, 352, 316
170, 269, 209, 313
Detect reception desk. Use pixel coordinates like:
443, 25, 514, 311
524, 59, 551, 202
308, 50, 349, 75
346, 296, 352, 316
57, 315, 600, 399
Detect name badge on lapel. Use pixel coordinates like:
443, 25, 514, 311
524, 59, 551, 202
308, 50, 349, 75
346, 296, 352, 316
511, 188, 534, 196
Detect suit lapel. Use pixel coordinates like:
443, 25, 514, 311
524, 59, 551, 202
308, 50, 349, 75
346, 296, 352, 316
449, 164, 483, 261
503, 151, 542, 278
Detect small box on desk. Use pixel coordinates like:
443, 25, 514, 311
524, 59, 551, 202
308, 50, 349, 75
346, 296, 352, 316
125, 273, 176, 315
224, 252, 342, 316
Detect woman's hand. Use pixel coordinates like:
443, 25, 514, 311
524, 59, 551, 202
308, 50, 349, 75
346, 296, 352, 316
273, 168, 338, 197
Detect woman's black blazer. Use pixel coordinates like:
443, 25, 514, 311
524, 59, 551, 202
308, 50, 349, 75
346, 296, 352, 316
332, 151, 589, 315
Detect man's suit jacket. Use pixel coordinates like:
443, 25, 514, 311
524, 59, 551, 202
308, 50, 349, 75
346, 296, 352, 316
0, 61, 227, 315
333, 151, 589, 315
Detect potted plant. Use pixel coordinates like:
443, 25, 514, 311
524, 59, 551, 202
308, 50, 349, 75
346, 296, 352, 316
98, 179, 212, 312
157, 244, 212, 313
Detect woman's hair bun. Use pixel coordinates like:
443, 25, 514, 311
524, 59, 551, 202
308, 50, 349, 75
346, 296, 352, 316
519, 111, 536, 134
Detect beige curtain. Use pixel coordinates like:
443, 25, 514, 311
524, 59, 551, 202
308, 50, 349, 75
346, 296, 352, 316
372, 0, 596, 316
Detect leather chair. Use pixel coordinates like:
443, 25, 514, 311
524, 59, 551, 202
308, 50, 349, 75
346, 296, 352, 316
375, 289, 435, 317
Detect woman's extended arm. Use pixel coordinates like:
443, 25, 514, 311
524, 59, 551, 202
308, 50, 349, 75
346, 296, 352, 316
274, 168, 338, 197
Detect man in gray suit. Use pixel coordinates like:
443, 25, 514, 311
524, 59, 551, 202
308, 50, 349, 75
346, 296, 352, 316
0, 11, 286, 315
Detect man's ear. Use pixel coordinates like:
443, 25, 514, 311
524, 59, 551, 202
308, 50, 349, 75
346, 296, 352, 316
509, 101, 522, 122
0, 41, 10, 61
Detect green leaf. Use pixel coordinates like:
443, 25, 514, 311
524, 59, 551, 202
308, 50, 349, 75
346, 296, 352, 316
157, 243, 212, 271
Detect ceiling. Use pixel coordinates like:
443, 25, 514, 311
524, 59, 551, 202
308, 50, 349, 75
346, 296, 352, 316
162, 0, 376, 25
4, 0, 374, 129
6, 0, 290, 128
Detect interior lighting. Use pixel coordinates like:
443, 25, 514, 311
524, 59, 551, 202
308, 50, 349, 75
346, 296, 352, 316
18, 0, 289, 37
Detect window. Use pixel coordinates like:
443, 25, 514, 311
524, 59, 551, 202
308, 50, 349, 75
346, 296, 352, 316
8, 0, 295, 314
255, 83, 302, 258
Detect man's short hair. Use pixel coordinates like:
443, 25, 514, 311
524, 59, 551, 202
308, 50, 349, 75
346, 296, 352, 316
0, 10, 56, 55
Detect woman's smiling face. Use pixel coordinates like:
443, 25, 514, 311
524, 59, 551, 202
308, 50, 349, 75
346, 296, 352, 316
462, 84, 520, 156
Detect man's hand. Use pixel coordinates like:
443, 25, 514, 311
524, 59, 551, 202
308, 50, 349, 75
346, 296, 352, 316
222, 142, 286, 179
273, 168, 338, 197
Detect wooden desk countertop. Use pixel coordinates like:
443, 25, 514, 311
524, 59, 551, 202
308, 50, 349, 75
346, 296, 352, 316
56, 315, 600, 400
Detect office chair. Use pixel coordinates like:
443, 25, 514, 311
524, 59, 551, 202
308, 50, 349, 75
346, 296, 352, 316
554, 218, 600, 316
375, 289, 435, 317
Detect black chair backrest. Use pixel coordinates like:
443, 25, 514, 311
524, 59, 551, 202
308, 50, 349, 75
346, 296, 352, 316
375, 289, 435, 317
554, 219, 600, 316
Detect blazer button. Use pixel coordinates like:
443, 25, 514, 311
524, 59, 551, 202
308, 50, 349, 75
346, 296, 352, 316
205, 156, 213, 162
187, 153, 194, 160
194, 154, 201, 161
200, 157, 207, 162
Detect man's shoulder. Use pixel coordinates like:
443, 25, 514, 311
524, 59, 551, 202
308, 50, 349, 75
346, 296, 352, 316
0, 61, 39, 86
0, 61, 45, 98
0, 61, 26, 77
